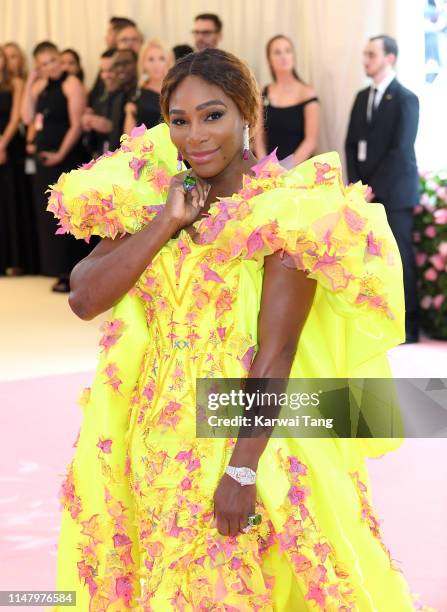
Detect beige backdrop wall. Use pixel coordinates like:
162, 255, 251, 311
0, 0, 425, 171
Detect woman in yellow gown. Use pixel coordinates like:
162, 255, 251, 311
47, 49, 425, 611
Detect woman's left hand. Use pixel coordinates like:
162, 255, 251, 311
213, 473, 256, 536
40, 151, 62, 166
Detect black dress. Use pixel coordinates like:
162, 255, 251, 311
262, 86, 318, 159
0, 89, 39, 274
33, 72, 91, 278
135, 88, 161, 129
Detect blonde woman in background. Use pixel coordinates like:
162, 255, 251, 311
124, 39, 173, 134
3, 42, 27, 79
0, 45, 39, 276
254, 35, 319, 168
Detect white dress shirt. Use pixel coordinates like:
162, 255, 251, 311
366, 70, 395, 122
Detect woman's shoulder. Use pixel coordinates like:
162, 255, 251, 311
196, 150, 403, 326
11, 76, 24, 91
262, 83, 272, 97
46, 123, 178, 240
298, 83, 318, 103
62, 73, 85, 93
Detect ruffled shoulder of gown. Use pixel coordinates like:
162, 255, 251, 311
46, 123, 177, 241
193, 150, 404, 330
46, 122, 404, 337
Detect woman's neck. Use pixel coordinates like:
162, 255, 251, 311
50, 69, 64, 81
273, 71, 297, 87
143, 78, 163, 93
202, 151, 257, 210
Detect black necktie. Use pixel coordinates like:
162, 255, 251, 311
368, 88, 378, 122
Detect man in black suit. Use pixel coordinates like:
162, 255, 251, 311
345, 35, 420, 343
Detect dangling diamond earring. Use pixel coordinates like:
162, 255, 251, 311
242, 124, 250, 160
177, 150, 183, 171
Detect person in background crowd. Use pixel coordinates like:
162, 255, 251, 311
4, 42, 28, 79
82, 49, 120, 158
345, 35, 420, 344
124, 39, 172, 135
192, 13, 223, 51
61, 48, 84, 82
1, 42, 38, 275
116, 24, 144, 55
108, 48, 137, 150
89, 16, 137, 110
21, 41, 91, 292
105, 16, 137, 50
173, 44, 194, 61
254, 35, 319, 166
0, 45, 25, 274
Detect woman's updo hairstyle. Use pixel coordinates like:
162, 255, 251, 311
160, 48, 260, 132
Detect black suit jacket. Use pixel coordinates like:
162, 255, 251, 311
345, 78, 419, 210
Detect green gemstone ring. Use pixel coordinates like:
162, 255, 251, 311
247, 513, 262, 527
183, 174, 197, 193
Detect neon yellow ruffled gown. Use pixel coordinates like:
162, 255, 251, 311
47, 123, 425, 611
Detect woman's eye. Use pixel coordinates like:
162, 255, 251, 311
206, 111, 223, 121
172, 118, 186, 126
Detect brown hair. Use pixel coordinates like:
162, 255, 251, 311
0, 46, 13, 92
266, 35, 302, 83
33, 41, 58, 58
4, 42, 28, 79
160, 48, 260, 130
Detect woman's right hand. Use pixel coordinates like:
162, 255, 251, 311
26, 68, 40, 86
162, 171, 211, 231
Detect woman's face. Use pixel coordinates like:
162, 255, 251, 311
168, 75, 245, 179
61, 52, 80, 75
36, 50, 62, 79
143, 46, 168, 81
4, 45, 21, 76
268, 37, 295, 76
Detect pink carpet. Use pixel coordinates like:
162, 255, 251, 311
1, 368, 446, 610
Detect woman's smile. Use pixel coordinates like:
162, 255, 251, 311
188, 146, 220, 164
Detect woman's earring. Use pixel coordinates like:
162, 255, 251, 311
242, 124, 250, 160
177, 150, 183, 171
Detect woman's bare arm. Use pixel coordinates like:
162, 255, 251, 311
69, 171, 211, 320
123, 101, 137, 136
228, 251, 317, 469
57, 75, 86, 159
292, 95, 320, 165
69, 211, 180, 320
21, 71, 44, 125
213, 250, 317, 535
